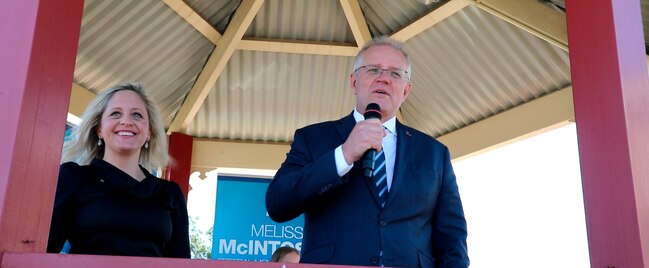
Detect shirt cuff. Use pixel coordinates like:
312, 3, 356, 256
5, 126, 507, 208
334, 145, 353, 177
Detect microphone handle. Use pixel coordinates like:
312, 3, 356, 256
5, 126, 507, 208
363, 148, 376, 178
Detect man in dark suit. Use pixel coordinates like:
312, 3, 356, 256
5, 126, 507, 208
266, 36, 469, 268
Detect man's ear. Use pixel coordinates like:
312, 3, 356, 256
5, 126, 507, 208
350, 73, 358, 95
402, 83, 412, 102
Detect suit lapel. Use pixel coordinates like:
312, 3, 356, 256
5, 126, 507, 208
335, 113, 356, 141
386, 121, 415, 206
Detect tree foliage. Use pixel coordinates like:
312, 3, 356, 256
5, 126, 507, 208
189, 216, 213, 259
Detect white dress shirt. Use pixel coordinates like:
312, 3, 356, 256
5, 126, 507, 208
334, 110, 397, 190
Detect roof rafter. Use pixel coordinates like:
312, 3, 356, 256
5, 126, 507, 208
168, 0, 264, 134
162, 0, 221, 44
163, 0, 359, 56
391, 0, 470, 42
470, 0, 568, 51
238, 38, 358, 56
338, 0, 372, 47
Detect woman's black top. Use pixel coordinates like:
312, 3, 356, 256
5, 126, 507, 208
47, 158, 190, 258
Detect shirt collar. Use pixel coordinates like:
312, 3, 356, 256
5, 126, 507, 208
353, 109, 397, 136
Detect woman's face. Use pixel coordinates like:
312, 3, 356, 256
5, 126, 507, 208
97, 90, 150, 158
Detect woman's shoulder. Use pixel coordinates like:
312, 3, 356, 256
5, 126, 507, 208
151, 179, 187, 214
159, 180, 187, 204
59, 161, 82, 175
140, 167, 183, 194
159, 179, 184, 196
58, 161, 98, 183
59, 161, 96, 174
60, 161, 81, 168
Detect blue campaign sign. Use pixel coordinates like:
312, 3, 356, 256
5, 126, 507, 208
211, 175, 304, 262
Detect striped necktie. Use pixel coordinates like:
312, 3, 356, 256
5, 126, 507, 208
373, 149, 388, 207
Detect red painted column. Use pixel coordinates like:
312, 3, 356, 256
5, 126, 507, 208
165, 132, 194, 199
0, 0, 84, 252
567, 0, 649, 267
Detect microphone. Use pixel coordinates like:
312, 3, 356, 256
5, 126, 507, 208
362, 103, 382, 178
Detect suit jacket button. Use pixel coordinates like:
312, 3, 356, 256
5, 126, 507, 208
370, 256, 379, 264
319, 184, 333, 194
380, 220, 387, 227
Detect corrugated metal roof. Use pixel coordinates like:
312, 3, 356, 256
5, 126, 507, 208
72, 0, 578, 144
247, 0, 355, 42
74, 0, 214, 127
187, 50, 355, 141
184, 0, 240, 33
403, 5, 571, 136
359, 0, 447, 36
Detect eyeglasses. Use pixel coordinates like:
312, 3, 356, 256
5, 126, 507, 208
354, 65, 410, 82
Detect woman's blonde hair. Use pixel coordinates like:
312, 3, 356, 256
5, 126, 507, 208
61, 82, 169, 170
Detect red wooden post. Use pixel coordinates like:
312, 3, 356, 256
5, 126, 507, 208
165, 132, 194, 199
0, 0, 84, 252
567, 0, 649, 266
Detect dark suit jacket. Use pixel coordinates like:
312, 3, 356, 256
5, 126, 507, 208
266, 113, 469, 268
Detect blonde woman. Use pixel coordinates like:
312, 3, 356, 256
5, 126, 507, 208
47, 83, 190, 258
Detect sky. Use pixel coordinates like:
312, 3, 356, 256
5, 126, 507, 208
453, 123, 590, 268
187, 123, 591, 267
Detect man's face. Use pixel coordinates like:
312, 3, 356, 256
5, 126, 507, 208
350, 45, 412, 121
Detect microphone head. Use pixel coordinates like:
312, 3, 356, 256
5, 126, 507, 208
364, 103, 382, 120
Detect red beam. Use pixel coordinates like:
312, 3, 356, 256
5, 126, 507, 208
567, 0, 649, 266
0, 0, 84, 252
165, 132, 194, 199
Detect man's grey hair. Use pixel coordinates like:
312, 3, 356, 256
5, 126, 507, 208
352, 36, 412, 80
